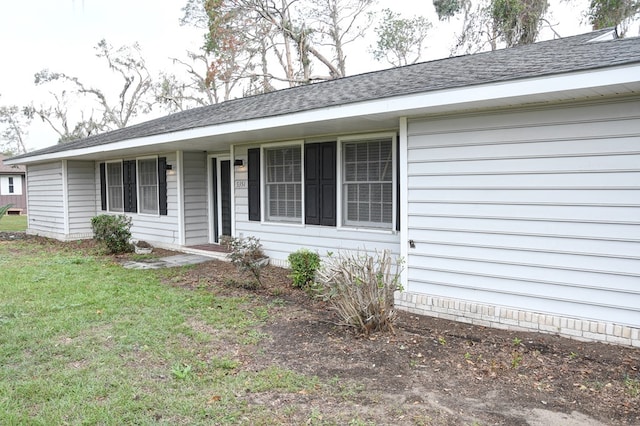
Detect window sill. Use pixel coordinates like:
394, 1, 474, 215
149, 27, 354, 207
258, 220, 397, 235
337, 225, 397, 235
261, 220, 305, 228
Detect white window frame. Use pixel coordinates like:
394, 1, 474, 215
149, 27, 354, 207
106, 161, 124, 213
261, 141, 304, 225
137, 156, 159, 216
337, 132, 397, 231
0, 175, 22, 195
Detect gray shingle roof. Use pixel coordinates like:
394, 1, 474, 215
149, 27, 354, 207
12, 28, 640, 160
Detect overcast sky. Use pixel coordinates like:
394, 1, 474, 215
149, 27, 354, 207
0, 0, 591, 151
0, 1, 200, 99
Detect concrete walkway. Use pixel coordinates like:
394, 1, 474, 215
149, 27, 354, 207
122, 254, 213, 270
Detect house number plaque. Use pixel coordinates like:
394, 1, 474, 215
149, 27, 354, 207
235, 180, 247, 188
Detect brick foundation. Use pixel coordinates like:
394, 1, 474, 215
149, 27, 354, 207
396, 292, 640, 348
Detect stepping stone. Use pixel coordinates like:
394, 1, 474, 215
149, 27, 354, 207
122, 254, 212, 269
161, 254, 212, 267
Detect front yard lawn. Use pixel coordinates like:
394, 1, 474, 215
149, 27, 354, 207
0, 239, 316, 425
0, 238, 638, 425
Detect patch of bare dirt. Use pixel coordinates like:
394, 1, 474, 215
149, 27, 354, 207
163, 257, 640, 425
0, 231, 32, 240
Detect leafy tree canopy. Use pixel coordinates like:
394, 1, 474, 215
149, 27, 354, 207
372, 9, 432, 66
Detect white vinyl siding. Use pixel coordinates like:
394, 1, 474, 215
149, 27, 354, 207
67, 161, 96, 236
265, 145, 302, 223
406, 98, 640, 327
183, 151, 209, 245
26, 162, 65, 235
138, 158, 158, 215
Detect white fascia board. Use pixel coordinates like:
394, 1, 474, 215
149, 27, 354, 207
9, 63, 639, 165
381, 62, 640, 113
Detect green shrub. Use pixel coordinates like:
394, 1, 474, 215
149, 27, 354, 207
90, 214, 133, 254
226, 235, 267, 287
288, 249, 320, 288
316, 250, 403, 334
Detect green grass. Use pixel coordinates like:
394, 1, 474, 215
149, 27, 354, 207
625, 376, 640, 397
0, 214, 27, 231
0, 240, 320, 425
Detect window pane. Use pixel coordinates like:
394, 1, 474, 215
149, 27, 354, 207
138, 159, 158, 214
265, 146, 302, 223
107, 163, 123, 212
343, 139, 393, 228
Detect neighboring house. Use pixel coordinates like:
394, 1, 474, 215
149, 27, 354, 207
7, 29, 640, 346
0, 154, 27, 215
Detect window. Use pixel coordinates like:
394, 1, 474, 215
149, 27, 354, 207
265, 146, 302, 223
247, 134, 396, 230
342, 138, 394, 228
1, 176, 22, 195
138, 158, 158, 214
107, 162, 123, 212
100, 157, 167, 216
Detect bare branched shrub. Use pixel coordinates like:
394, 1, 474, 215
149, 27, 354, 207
317, 250, 403, 334
226, 235, 267, 287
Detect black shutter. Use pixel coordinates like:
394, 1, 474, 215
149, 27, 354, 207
247, 148, 261, 221
304, 144, 320, 225
320, 142, 337, 226
123, 160, 137, 213
158, 157, 168, 215
305, 142, 336, 226
99, 162, 107, 211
